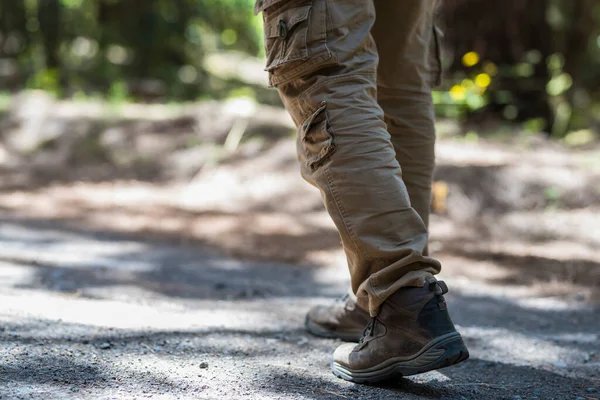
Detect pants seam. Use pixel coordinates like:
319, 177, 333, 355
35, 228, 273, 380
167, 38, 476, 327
323, 166, 372, 261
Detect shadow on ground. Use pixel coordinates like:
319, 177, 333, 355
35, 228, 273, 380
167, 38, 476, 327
1, 318, 598, 399
1, 217, 599, 399
0, 217, 332, 301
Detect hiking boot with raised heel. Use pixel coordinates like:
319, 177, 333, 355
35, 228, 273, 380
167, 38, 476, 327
331, 279, 469, 383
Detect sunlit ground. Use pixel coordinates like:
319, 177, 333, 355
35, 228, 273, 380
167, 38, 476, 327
1, 94, 599, 399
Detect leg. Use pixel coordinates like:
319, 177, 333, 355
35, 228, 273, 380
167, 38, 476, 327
325, 3, 467, 382
373, 0, 442, 233
256, 0, 440, 316
305, 0, 443, 341
255, 0, 468, 381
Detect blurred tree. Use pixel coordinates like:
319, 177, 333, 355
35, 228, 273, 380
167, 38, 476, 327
0, 0, 260, 99
38, 0, 61, 70
0, 0, 598, 136
442, 0, 600, 135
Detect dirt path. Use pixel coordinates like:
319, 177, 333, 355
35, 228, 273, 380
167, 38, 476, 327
1, 96, 599, 398
1, 219, 599, 400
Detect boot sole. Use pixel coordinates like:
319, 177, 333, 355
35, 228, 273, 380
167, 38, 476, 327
304, 315, 363, 343
331, 332, 469, 383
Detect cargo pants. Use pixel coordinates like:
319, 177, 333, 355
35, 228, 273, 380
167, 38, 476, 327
255, 0, 443, 315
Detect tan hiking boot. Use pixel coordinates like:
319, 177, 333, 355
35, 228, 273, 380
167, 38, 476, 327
331, 280, 469, 383
305, 293, 371, 342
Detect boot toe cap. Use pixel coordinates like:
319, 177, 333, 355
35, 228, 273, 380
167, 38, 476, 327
332, 342, 357, 366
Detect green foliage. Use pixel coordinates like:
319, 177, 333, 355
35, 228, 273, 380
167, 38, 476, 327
108, 80, 129, 104
0, 92, 11, 111
0, 0, 598, 138
0, 0, 261, 100
27, 68, 61, 95
441, 0, 600, 137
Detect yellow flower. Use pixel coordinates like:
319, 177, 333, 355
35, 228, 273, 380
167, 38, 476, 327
462, 51, 480, 67
475, 73, 492, 88
449, 85, 466, 101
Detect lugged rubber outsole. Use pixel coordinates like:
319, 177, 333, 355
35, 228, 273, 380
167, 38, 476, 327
331, 332, 470, 383
304, 314, 363, 343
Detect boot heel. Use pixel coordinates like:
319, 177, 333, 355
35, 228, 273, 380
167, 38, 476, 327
431, 334, 470, 370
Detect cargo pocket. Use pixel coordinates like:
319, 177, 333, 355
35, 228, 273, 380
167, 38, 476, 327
255, 0, 335, 87
299, 102, 335, 170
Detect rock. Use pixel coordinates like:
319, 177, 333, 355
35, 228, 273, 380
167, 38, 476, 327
587, 387, 598, 393
552, 361, 567, 368
99, 342, 111, 350
199, 362, 209, 369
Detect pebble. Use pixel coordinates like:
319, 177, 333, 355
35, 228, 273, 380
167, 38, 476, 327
99, 342, 111, 350
199, 362, 209, 369
552, 361, 567, 368
587, 387, 598, 393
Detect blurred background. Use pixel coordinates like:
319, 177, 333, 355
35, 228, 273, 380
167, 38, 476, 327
1, 0, 599, 131
0, 0, 598, 262
0, 1, 599, 398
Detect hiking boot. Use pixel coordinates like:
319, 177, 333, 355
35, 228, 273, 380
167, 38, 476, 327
305, 292, 371, 342
331, 279, 469, 383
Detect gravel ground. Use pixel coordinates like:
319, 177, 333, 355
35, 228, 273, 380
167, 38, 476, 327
1, 220, 599, 400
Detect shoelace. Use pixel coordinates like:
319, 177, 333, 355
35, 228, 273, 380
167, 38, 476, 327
359, 317, 377, 344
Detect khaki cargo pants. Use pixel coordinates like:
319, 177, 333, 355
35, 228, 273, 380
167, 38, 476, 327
255, 0, 443, 315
